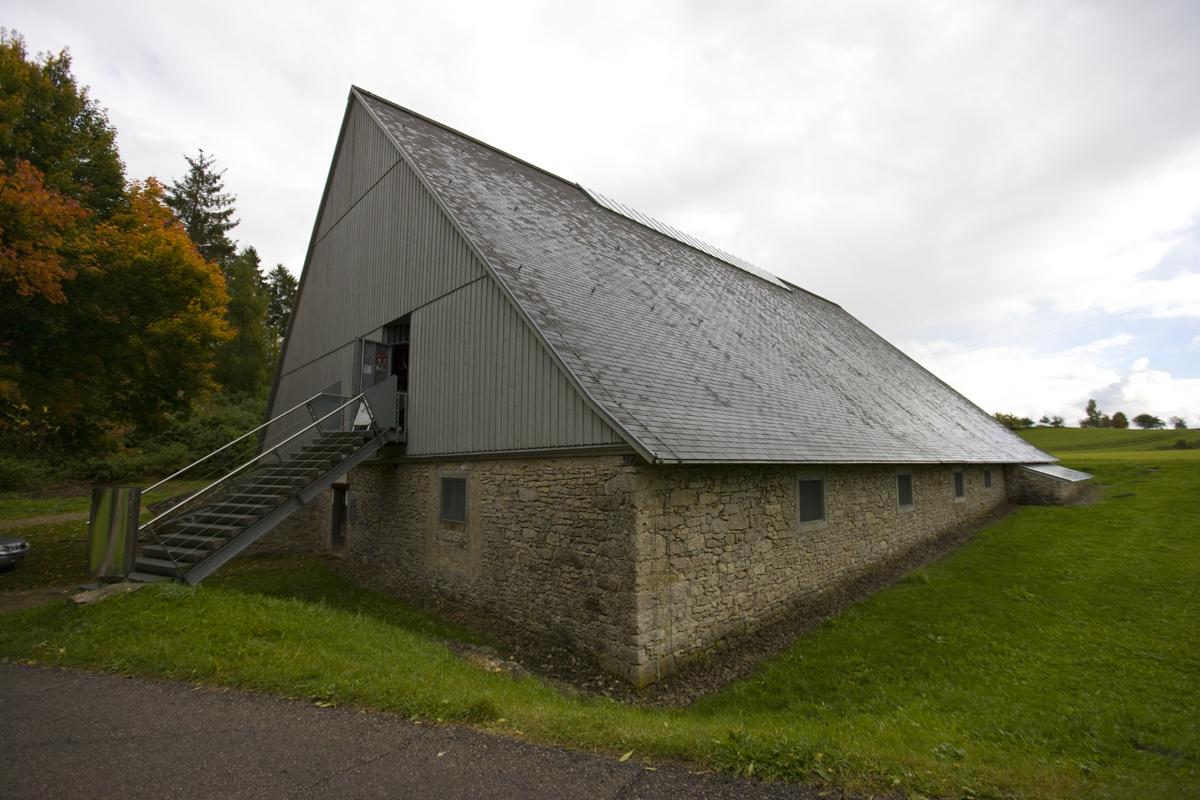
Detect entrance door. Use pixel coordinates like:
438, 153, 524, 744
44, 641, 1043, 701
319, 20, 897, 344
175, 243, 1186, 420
359, 340, 391, 391
355, 339, 391, 428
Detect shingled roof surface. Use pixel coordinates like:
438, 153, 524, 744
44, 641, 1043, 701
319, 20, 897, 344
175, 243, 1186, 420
358, 90, 1053, 465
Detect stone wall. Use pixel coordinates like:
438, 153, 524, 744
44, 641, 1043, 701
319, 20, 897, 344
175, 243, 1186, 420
277, 456, 1008, 686
627, 463, 1007, 685
249, 490, 332, 555
332, 454, 643, 677
1005, 466, 1090, 505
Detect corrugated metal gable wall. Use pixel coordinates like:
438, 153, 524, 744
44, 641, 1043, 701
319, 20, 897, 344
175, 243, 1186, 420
270, 95, 624, 456
407, 277, 623, 455
315, 101, 400, 240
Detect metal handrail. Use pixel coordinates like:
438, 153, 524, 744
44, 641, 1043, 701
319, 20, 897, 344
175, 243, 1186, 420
142, 390, 333, 496
139, 391, 373, 535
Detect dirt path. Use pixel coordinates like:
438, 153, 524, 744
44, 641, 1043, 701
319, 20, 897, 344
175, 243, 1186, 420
0, 585, 75, 612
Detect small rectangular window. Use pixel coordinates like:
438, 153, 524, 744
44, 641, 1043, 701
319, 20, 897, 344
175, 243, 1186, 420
440, 476, 467, 523
797, 478, 825, 524
953, 470, 965, 499
897, 473, 913, 507
984, 469, 992, 488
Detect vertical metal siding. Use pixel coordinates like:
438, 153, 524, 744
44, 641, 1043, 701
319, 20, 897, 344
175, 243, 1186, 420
315, 102, 399, 240
271, 95, 623, 456
278, 105, 486, 381
406, 278, 623, 455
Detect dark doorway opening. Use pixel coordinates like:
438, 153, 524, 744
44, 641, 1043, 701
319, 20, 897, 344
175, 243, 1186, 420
383, 316, 410, 433
330, 482, 349, 553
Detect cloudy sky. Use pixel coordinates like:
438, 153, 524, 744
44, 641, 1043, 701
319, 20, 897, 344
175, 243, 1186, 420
9, 0, 1200, 425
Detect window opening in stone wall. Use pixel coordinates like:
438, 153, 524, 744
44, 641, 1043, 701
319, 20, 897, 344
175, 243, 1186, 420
897, 473, 914, 508
953, 470, 965, 499
797, 477, 825, 524
984, 469, 992, 488
440, 476, 468, 523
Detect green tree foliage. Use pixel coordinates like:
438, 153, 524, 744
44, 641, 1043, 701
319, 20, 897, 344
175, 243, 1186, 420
213, 246, 271, 395
0, 35, 230, 452
0, 31, 125, 215
1170, 416, 1187, 430
165, 149, 238, 269
1133, 413, 1166, 429
1080, 399, 1106, 428
264, 263, 298, 340
993, 412, 1034, 430
24, 180, 228, 446
1111, 411, 1129, 429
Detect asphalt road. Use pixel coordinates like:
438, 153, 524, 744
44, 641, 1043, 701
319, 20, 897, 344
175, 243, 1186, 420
1, 664, 824, 799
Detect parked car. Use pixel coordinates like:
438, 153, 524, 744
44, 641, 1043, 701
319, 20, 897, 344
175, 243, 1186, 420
0, 534, 30, 569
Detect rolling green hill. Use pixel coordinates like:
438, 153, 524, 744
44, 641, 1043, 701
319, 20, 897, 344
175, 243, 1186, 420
1019, 426, 1197, 454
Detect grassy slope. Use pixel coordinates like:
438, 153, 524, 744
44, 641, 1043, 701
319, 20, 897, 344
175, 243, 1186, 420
1, 434, 1197, 799
1020, 426, 1197, 454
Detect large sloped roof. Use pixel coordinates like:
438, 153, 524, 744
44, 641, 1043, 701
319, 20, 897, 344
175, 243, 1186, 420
355, 88, 1053, 465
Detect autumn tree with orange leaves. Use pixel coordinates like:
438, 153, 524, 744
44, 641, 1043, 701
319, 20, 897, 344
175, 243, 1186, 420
0, 31, 229, 451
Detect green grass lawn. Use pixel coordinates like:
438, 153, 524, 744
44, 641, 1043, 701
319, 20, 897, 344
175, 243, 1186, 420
0, 492, 93, 522
1, 434, 1197, 799
1019, 426, 1198, 454
0, 519, 91, 589
0, 478, 227, 523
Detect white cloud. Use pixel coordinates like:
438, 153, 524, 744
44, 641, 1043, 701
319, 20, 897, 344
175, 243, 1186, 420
902, 335, 1200, 424
1113, 360, 1200, 422
6, 0, 1199, 392
1068, 334, 1135, 356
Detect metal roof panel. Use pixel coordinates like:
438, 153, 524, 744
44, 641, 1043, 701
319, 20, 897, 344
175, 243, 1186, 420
1018, 463, 1093, 482
358, 91, 1056, 466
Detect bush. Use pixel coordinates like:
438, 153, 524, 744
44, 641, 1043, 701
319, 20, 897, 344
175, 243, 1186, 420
74, 441, 191, 483
0, 390, 267, 491
131, 390, 265, 464
0, 454, 61, 491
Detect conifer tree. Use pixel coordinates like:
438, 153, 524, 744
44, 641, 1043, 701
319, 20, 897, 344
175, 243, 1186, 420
213, 246, 271, 396
264, 264, 298, 340
165, 149, 238, 269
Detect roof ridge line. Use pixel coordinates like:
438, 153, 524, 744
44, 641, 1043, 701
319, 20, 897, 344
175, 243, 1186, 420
352, 88, 678, 464
352, 86, 831, 304
350, 86, 576, 187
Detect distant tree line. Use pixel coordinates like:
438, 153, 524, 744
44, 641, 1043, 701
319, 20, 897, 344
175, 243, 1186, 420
0, 31, 297, 485
993, 402, 1187, 431
1078, 399, 1186, 430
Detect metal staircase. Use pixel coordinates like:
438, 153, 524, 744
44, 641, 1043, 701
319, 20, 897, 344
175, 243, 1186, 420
128, 377, 400, 585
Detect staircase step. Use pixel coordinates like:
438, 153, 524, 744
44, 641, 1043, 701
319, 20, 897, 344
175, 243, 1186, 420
260, 467, 325, 479
141, 544, 209, 563
185, 510, 261, 526
156, 533, 226, 551
133, 556, 185, 576
243, 482, 302, 494
127, 570, 172, 583
166, 521, 243, 535
206, 501, 276, 512
297, 446, 357, 457
231, 489, 289, 500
